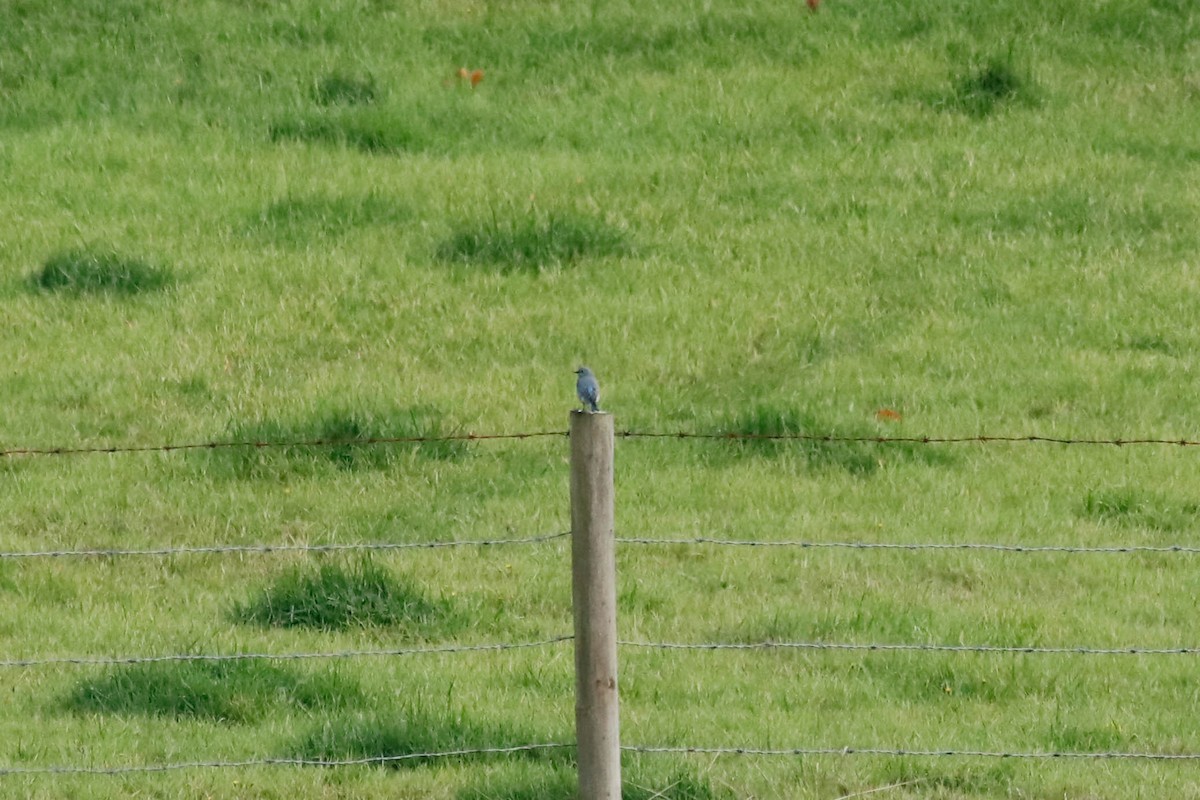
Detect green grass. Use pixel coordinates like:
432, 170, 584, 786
30, 249, 174, 294
1079, 487, 1200, 532
289, 706, 570, 768
715, 406, 953, 473
437, 211, 633, 273
203, 407, 467, 478
268, 108, 425, 154
457, 765, 733, 800
232, 558, 462, 633
64, 661, 362, 723
244, 191, 411, 245
1, 0, 1200, 797
312, 72, 379, 107
944, 48, 1041, 117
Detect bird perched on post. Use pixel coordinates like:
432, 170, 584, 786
575, 366, 600, 413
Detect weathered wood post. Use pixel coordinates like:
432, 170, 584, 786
570, 410, 621, 799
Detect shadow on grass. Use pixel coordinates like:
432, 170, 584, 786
200, 406, 466, 479
729, 601, 940, 645
244, 192, 411, 245
423, 12, 814, 76
731, 597, 1044, 648
955, 188, 1187, 242
457, 765, 732, 800
1079, 487, 1200, 532
710, 406, 952, 475
30, 249, 174, 295
290, 707, 571, 769
63, 660, 361, 723
856, 654, 1061, 706
232, 557, 464, 634
437, 211, 632, 273
921, 48, 1040, 117
269, 97, 493, 155
1042, 720, 1129, 752
1118, 332, 1176, 356
313, 71, 378, 106
873, 758, 1017, 796
269, 107, 423, 154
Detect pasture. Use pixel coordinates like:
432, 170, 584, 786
0, 0, 1199, 797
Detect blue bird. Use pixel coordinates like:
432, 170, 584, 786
575, 366, 600, 413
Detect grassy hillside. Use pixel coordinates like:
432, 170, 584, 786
1, 0, 1199, 797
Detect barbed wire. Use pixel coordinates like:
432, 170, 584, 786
6, 634, 1193, 671
0, 533, 1189, 560
618, 536, 1200, 554
620, 640, 1200, 656
3, 742, 1197, 775
622, 744, 1200, 761
0, 533, 1187, 560
619, 431, 1200, 447
6, 429, 1200, 459
0, 532, 570, 560
0, 743, 575, 776
0, 431, 567, 459
0, 636, 572, 669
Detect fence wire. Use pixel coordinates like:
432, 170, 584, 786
0, 744, 575, 776
5, 634, 1192, 671
0, 532, 569, 560
6, 429, 1200, 459
0, 636, 573, 669
5, 423, 1200, 785
619, 536, 1200, 554
620, 640, 1200, 656
622, 745, 1200, 761
0, 431, 566, 458
619, 431, 1200, 446
1, 533, 1191, 560
4, 742, 1198, 776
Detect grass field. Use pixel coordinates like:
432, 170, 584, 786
2, 0, 1200, 797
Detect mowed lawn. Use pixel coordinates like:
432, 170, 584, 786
1, 0, 1199, 797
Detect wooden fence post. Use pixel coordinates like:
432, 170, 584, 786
570, 410, 621, 799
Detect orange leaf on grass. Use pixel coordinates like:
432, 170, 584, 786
875, 408, 902, 422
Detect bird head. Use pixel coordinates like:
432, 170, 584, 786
575, 366, 592, 376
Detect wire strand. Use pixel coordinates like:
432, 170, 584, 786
6, 636, 1191, 671
6, 429, 1200, 458
620, 640, 1200, 656
0, 532, 570, 560
0, 431, 567, 458
4, 742, 1196, 775
0, 744, 575, 776
0, 636, 573, 669
0, 533, 1187, 560
0, 533, 1186, 560
618, 431, 1200, 447
622, 744, 1200, 760
618, 536, 1200, 554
